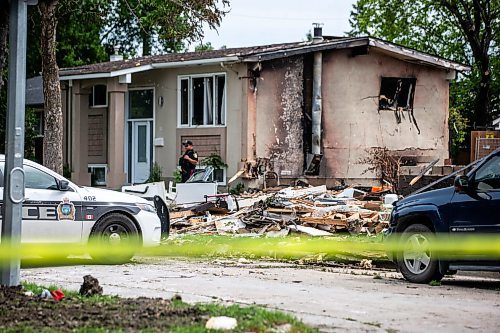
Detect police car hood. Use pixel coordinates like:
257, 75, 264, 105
79, 187, 151, 204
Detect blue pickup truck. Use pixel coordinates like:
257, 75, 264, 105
385, 147, 500, 283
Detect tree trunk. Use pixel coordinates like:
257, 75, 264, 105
476, 59, 491, 127
141, 29, 151, 56
0, 2, 9, 91
39, 0, 63, 174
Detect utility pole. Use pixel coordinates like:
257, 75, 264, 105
0, 0, 35, 287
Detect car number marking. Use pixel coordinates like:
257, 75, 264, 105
83, 196, 96, 201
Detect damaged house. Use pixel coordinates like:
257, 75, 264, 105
54, 28, 468, 189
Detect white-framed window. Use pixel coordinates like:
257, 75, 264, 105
88, 164, 107, 186
178, 73, 226, 127
89, 84, 108, 108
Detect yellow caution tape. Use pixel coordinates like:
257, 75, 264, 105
0, 235, 499, 264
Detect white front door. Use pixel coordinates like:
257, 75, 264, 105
132, 121, 151, 183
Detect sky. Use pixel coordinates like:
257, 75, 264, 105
197, 0, 358, 50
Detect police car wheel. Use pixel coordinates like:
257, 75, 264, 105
89, 213, 140, 264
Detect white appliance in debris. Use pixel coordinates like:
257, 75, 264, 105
121, 167, 218, 205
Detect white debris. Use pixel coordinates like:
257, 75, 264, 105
205, 316, 238, 330
289, 225, 332, 236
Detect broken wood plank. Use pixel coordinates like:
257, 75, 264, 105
299, 217, 347, 226
170, 210, 197, 219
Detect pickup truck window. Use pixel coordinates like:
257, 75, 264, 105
475, 155, 500, 190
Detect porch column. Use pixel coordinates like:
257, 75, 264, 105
107, 78, 127, 189
70, 81, 91, 185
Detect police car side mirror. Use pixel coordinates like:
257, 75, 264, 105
58, 180, 70, 191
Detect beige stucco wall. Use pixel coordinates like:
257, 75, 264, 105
130, 62, 246, 183
321, 48, 451, 181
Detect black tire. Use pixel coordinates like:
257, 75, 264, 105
89, 213, 140, 264
397, 223, 443, 284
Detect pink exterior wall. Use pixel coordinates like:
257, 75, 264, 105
252, 48, 451, 183
321, 49, 450, 181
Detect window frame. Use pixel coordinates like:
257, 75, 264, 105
90, 84, 108, 108
177, 72, 227, 128
88, 164, 108, 187
378, 77, 417, 111
23, 164, 59, 190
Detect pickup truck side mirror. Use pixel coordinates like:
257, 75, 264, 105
58, 179, 70, 191
454, 175, 470, 192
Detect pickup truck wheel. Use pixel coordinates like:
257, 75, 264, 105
89, 213, 140, 264
397, 223, 443, 284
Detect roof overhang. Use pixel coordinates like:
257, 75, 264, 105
241, 38, 369, 62
59, 37, 470, 81
59, 56, 240, 81
368, 39, 470, 72
241, 37, 470, 73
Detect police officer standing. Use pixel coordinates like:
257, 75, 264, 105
180, 140, 198, 182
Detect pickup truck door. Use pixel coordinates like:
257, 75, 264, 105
448, 154, 500, 233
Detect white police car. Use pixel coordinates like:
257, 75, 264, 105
0, 156, 164, 263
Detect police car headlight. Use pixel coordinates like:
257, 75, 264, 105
136, 203, 156, 213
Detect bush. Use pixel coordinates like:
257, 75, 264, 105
147, 162, 163, 183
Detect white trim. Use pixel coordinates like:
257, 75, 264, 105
60, 57, 239, 81
177, 72, 227, 128
493, 117, 500, 130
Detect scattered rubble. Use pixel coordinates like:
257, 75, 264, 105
168, 185, 395, 238
79, 275, 103, 296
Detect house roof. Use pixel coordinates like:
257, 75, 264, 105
59, 37, 470, 81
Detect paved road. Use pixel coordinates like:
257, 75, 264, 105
21, 257, 500, 332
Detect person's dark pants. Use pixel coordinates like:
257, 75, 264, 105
181, 169, 194, 183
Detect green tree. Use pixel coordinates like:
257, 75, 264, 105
103, 0, 229, 56
195, 42, 214, 52
349, 0, 499, 128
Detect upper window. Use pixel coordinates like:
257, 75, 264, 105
89, 84, 107, 108
129, 89, 154, 119
178, 74, 226, 127
474, 155, 500, 191
379, 77, 416, 111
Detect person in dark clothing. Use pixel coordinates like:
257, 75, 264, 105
179, 140, 198, 182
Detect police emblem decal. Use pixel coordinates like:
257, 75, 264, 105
57, 197, 76, 221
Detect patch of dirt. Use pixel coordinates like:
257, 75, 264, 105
0, 286, 203, 332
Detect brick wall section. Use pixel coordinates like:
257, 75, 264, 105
180, 135, 221, 160
88, 114, 104, 157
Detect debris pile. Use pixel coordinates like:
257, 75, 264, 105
168, 185, 395, 237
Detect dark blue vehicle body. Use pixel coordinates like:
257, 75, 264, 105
386, 147, 500, 274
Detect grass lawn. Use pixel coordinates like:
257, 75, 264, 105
0, 282, 317, 333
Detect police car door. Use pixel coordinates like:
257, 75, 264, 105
21, 164, 83, 243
